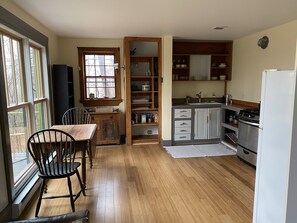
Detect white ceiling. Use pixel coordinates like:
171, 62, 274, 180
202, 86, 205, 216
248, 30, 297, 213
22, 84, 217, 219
12, 0, 297, 40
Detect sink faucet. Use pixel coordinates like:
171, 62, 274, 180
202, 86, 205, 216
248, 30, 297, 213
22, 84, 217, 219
186, 96, 192, 104
196, 91, 202, 103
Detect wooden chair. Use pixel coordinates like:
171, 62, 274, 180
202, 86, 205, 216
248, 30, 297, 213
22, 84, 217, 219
62, 107, 92, 125
27, 129, 85, 217
62, 107, 93, 167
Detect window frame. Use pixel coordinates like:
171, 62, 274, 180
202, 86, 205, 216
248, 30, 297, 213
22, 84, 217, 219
78, 47, 122, 106
0, 28, 50, 199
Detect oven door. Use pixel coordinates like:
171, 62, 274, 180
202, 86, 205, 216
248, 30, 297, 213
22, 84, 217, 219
237, 119, 259, 154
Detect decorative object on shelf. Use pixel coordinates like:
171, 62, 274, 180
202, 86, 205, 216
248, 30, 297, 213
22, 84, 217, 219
141, 114, 147, 123
146, 113, 153, 123
258, 36, 269, 49
141, 84, 150, 91
154, 113, 159, 123
219, 75, 226, 80
130, 47, 136, 55
218, 63, 227, 68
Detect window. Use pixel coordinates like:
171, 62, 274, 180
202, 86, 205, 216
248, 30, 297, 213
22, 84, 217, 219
0, 32, 49, 192
78, 47, 122, 106
29, 45, 48, 131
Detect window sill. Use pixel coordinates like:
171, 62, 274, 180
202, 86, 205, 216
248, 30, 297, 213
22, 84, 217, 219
80, 98, 123, 107
12, 174, 41, 219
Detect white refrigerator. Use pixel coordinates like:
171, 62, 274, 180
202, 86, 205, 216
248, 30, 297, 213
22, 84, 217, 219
253, 70, 297, 223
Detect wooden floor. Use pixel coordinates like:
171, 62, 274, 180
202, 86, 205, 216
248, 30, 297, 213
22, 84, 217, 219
20, 144, 255, 223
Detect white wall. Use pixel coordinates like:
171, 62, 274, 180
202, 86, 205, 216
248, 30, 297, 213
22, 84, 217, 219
162, 36, 173, 141
0, 1, 59, 64
229, 20, 297, 103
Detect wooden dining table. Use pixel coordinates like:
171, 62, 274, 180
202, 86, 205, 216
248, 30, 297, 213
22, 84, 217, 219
51, 124, 97, 188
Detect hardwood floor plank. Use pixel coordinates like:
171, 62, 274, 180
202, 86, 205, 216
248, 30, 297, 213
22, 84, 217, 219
20, 144, 255, 223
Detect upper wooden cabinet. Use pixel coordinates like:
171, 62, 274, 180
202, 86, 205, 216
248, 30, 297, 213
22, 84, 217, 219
124, 37, 162, 145
172, 41, 233, 81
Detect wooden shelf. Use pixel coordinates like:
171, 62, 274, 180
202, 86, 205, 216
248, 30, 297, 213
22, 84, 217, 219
221, 122, 238, 132
132, 135, 159, 145
131, 108, 158, 111
125, 37, 162, 145
132, 122, 158, 126
172, 41, 233, 82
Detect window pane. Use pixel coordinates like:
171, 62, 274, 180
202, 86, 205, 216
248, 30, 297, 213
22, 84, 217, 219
105, 55, 114, 65
30, 46, 43, 99
12, 40, 24, 103
3, 36, 15, 105
95, 55, 104, 65
8, 107, 33, 183
34, 101, 47, 131
86, 77, 115, 98
84, 54, 115, 99
105, 65, 115, 76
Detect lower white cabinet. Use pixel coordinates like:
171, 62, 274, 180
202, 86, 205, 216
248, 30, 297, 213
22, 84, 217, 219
173, 110, 192, 141
194, 108, 221, 140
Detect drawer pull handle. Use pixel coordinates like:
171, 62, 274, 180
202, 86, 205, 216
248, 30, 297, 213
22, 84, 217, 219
180, 110, 188, 113
180, 130, 187, 132
180, 122, 187, 125
179, 136, 187, 139
243, 149, 250, 155
180, 115, 188, 117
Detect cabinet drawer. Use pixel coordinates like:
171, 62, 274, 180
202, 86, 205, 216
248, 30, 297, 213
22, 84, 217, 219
174, 109, 191, 118
175, 127, 191, 134
237, 145, 257, 166
174, 134, 191, 141
175, 120, 191, 128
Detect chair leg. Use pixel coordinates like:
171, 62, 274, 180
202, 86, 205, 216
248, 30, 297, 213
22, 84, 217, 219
67, 176, 75, 212
76, 170, 86, 196
35, 179, 46, 217
87, 140, 93, 168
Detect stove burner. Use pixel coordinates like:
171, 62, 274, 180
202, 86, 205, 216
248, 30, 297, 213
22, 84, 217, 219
239, 108, 260, 124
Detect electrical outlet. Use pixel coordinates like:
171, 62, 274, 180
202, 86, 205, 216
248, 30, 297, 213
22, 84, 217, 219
147, 129, 152, 135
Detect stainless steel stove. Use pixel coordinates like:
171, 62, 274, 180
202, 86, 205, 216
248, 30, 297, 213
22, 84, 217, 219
237, 108, 260, 166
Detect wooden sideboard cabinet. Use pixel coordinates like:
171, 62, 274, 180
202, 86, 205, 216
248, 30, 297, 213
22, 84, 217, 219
90, 112, 120, 145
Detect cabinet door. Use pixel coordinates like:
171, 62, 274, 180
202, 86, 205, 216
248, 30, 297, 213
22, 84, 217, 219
208, 108, 221, 139
194, 108, 208, 140
91, 113, 120, 145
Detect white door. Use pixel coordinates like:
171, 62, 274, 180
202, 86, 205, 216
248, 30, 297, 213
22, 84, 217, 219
208, 108, 221, 139
194, 108, 208, 140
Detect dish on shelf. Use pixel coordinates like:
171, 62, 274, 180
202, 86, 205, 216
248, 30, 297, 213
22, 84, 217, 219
218, 63, 227, 68
219, 75, 226, 80
211, 77, 218, 80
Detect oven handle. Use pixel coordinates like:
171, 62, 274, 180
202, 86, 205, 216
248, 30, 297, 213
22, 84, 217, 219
238, 119, 259, 127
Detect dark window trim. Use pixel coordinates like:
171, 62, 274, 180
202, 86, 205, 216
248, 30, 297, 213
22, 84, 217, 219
78, 47, 122, 107
0, 6, 50, 220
